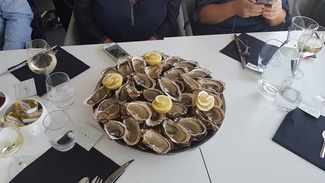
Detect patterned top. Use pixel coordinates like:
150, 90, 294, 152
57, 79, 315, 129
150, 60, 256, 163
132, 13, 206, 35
191, 0, 291, 35
0, 0, 33, 50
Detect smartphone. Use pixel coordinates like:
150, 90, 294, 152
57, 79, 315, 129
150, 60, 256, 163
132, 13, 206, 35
102, 43, 130, 61
255, 0, 277, 5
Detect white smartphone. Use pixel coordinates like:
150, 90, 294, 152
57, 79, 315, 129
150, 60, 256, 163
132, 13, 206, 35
255, 0, 277, 5
102, 43, 130, 61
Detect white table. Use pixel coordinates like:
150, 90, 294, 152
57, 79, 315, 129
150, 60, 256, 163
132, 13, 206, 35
0, 32, 325, 183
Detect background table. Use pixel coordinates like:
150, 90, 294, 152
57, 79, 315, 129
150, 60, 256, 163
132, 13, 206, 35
1, 32, 325, 183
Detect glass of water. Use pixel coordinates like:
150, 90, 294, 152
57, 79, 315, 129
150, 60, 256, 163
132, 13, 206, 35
46, 72, 76, 109
43, 110, 76, 152
258, 39, 282, 72
275, 75, 307, 112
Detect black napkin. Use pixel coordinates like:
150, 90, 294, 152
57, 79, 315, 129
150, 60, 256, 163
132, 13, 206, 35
10, 46, 90, 96
220, 33, 265, 66
272, 108, 325, 171
10, 144, 120, 183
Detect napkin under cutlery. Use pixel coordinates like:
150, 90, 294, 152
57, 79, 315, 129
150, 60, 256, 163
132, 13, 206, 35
9, 46, 90, 96
10, 144, 120, 183
220, 33, 265, 66
272, 108, 325, 171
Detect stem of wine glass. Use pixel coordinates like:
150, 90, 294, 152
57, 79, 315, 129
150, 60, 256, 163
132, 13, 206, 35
12, 155, 26, 170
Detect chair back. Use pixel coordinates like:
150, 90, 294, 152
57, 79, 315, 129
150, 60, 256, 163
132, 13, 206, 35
63, 12, 83, 46
179, 0, 195, 36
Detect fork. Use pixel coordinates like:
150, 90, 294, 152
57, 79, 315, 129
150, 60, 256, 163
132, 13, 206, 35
238, 38, 250, 57
92, 176, 103, 183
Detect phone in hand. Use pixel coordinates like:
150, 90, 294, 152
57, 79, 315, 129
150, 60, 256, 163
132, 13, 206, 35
255, 0, 277, 5
102, 43, 130, 61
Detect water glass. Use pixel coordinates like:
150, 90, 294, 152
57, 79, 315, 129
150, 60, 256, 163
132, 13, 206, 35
257, 45, 300, 98
258, 39, 282, 71
275, 76, 307, 112
46, 72, 76, 109
43, 110, 76, 152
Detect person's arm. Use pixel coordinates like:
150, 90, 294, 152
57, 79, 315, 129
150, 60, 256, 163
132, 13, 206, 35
198, 0, 264, 24
152, 0, 182, 40
73, 0, 110, 43
262, 0, 287, 27
1, 0, 33, 50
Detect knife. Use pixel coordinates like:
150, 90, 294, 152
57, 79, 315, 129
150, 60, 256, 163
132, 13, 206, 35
234, 34, 246, 69
0, 61, 27, 77
104, 159, 134, 183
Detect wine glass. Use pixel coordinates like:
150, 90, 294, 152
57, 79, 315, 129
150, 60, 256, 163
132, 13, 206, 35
0, 121, 32, 178
283, 16, 319, 76
310, 25, 325, 112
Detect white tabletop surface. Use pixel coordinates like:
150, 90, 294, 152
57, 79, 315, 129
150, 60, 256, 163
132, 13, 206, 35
1, 32, 325, 183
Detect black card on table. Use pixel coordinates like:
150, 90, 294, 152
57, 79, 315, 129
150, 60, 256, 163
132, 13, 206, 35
10, 144, 120, 183
10, 46, 90, 96
220, 33, 265, 66
272, 108, 325, 171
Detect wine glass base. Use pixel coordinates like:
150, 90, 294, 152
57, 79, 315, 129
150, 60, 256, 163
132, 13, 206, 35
313, 95, 325, 111
9, 156, 34, 179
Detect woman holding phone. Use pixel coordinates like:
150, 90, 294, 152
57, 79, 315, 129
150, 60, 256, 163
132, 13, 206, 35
191, 0, 291, 35
73, 0, 182, 44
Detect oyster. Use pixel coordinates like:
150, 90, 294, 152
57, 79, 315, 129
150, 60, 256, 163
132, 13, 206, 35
162, 118, 191, 146
103, 120, 126, 140
142, 129, 173, 154
125, 101, 152, 122
198, 78, 226, 94
188, 68, 211, 79
178, 117, 207, 140
123, 118, 141, 146
145, 64, 163, 79
132, 73, 156, 89
162, 56, 182, 71
83, 85, 110, 106
193, 107, 225, 130
163, 67, 188, 81
167, 102, 188, 118
93, 98, 120, 122
180, 73, 202, 92
142, 88, 164, 102
173, 60, 199, 71
158, 77, 182, 101
179, 93, 195, 106
145, 102, 165, 127
117, 58, 133, 76
132, 56, 146, 74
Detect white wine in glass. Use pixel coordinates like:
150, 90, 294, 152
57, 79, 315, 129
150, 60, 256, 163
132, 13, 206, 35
0, 127, 23, 158
26, 39, 57, 76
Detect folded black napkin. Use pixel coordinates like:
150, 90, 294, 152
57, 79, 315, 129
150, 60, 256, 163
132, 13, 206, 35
272, 108, 325, 171
220, 33, 265, 66
10, 144, 120, 183
10, 46, 90, 96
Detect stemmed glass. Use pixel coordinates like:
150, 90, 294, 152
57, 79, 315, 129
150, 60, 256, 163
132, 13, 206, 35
26, 39, 57, 99
0, 120, 31, 178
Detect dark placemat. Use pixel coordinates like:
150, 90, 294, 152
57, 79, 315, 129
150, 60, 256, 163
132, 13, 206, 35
10, 144, 120, 183
10, 46, 90, 96
220, 33, 265, 65
272, 108, 325, 171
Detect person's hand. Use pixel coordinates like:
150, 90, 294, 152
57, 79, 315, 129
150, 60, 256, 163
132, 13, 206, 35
103, 37, 114, 43
233, 0, 264, 18
262, 0, 282, 20
149, 36, 158, 40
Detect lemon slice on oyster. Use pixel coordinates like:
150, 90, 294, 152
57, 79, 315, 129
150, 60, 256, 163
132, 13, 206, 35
152, 95, 173, 114
194, 91, 215, 111
144, 51, 162, 66
102, 73, 123, 90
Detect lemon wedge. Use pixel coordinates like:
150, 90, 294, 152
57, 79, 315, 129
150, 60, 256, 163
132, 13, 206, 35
144, 51, 162, 66
152, 95, 173, 114
102, 73, 123, 90
194, 91, 215, 111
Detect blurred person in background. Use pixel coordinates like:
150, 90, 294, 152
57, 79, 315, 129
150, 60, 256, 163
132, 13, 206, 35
0, 0, 33, 50
191, 0, 291, 35
73, 0, 182, 44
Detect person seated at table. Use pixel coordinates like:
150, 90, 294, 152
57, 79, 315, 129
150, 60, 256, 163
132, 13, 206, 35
0, 0, 34, 50
190, 0, 291, 35
73, 0, 182, 44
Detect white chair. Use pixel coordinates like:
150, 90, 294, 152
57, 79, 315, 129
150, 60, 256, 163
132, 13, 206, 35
63, 12, 82, 46
179, 0, 195, 36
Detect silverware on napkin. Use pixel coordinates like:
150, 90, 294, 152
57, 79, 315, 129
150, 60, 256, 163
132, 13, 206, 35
234, 34, 247, 69
320, 130, 325, 158
104, 159, 134, 183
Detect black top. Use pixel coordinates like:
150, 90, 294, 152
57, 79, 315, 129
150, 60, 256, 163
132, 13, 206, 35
73, 0, 181, 43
